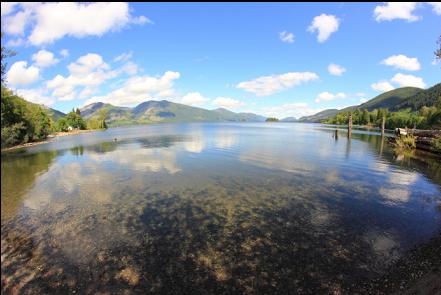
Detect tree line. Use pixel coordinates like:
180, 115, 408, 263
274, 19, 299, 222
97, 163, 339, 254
324, 104, 441, 130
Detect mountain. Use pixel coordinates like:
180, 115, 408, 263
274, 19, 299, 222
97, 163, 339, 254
43, 106, 65, 121
280, 117, 298, 122
393, 83, 441, 111
358, 87, 422, 111
300, 85, 435, 123
212, 108, 266, 122
298, 109, 340, 123
80, 100, 266, 126
80, 102, 133, 124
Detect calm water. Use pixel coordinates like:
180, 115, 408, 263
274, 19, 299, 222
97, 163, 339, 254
1, 123, 440, 294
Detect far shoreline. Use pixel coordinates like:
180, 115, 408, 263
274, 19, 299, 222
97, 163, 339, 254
1, 129, 103, 152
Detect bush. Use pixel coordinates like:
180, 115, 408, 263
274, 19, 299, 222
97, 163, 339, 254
395, 134, 416, 149
1, 86, 53, 148
1, 122, 27, 148
432, 137, 441, 152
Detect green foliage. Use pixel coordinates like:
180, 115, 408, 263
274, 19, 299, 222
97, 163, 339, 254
1, 122, 27, 147
56, 117, 69, 132
64, 111, 87, 130
359, 87, 422, 111
385, 109, 426, 129
324, 87, 440, 130
1, 86, 53, 148
86, 108, 108, 130
394, 83, 441, 111
265, 117, 279, 122
395, 134, 416, 150
55, 110, 88, 132
432, 137, 441, 152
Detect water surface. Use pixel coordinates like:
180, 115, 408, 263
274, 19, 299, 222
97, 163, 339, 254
1, 123, 440, 294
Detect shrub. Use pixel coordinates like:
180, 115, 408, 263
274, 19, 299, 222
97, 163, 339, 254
395, 134, 416, 149
432, 137, 441, 152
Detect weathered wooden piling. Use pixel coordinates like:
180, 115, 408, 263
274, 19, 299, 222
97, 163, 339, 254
381, 116, 385, 136
348, 112, 352, 138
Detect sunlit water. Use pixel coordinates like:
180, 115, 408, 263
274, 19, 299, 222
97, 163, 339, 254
1, 123, 440, 294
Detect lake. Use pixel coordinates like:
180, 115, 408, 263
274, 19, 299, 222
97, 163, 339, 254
1, 123, 440, 294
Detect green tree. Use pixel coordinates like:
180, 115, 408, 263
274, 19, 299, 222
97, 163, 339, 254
56, 117, 69, 132
361, 109, 370, 125
65, 111, 86, 130
1, 86, 52, 148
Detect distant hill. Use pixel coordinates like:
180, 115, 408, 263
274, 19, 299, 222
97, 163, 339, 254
43, 106, 65, 121
80, 102, 133, 125
358, 87, 422, 111
80, 100, 266, 126
212, 108, 266, 122
300, 86, 436, 123
393, 83, 441, 111
280, 117, 298, 122
298, 109, 340, 123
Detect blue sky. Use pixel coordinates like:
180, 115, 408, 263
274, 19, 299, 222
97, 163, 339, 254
1, 2, 440, 118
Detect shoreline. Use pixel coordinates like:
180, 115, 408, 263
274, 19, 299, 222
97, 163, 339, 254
1, 129, 102, 152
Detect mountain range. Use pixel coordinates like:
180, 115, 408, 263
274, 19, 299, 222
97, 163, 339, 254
296, 83, 440, 123
78, 100, 266, 126
42, 83, 440, 126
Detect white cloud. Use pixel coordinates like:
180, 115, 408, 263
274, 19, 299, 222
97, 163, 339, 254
212, 97, 244, 109
16, 88, 55, 106
114, 51, 133, 63
315, 91, 346, 103
371, 81, 395, 92
1, 2, 18, 16
327, 63, 346, 76
374, 2, 420, 22
307, 14, 340, 43
79, 88, 97, 99
32, 49, 59, 68
381, 54, 421, 71
121, 61, 139, 75
428, 2, 441, 15
84, 71, 181, 106
2, 3, 150, 46
390, 73, 426, 88
236, 72, 319, 96
60, 49, 69, 58
279, 31, 295, 43
6, 61, 40, 86
47, 53, 118, 101
180, 92, 209, 106
131, 15, 152, 25
6, 38, 26, 47
2, 8, 32, 35
359, 98, 368, 103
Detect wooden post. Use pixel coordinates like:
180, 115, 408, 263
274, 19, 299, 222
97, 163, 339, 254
348, 112, 352, 138
381, 116, 385, 136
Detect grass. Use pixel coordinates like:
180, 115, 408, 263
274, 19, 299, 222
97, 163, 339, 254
432, 137, 441, 153
395, 134, 416, 150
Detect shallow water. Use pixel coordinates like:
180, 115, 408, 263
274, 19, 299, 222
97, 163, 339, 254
1, 123, 440, 294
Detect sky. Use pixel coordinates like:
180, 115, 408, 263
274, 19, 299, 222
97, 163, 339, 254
1, 2, 440, 118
